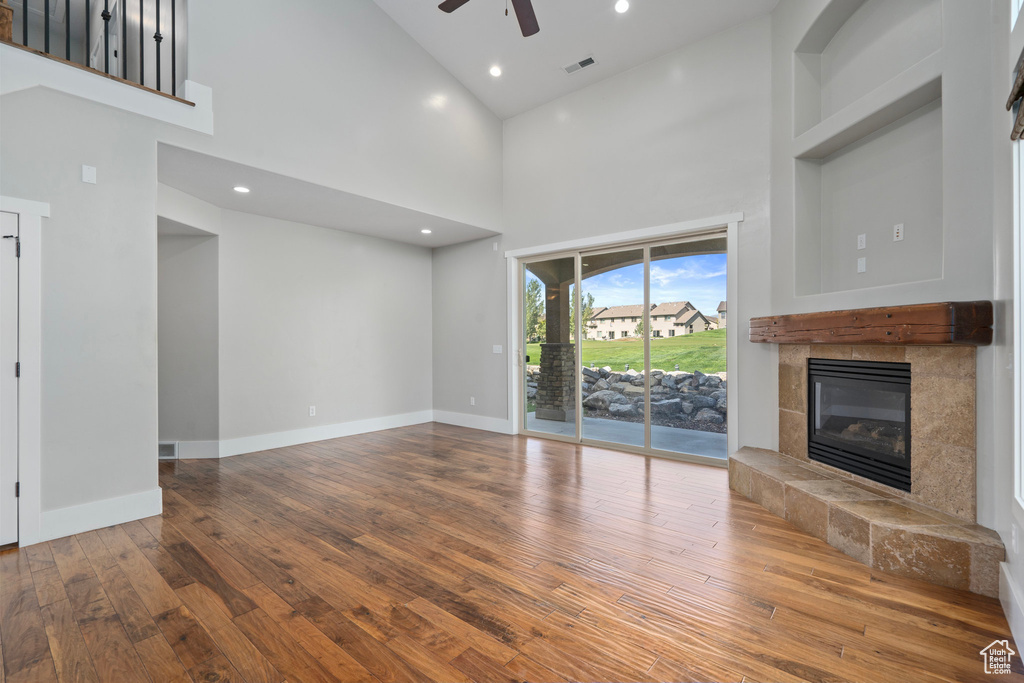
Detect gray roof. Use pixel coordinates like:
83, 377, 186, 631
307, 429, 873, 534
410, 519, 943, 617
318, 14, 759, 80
717, 300, 727, 312
650, 301, 692, 318
592, 304, 652, 319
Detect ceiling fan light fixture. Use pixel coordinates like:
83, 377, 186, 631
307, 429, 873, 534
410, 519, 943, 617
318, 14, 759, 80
615, 0, 629, 13
490, 65, 503, 77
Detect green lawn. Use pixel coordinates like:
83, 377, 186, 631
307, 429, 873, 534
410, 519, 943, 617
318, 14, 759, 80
525, 328, 726, 374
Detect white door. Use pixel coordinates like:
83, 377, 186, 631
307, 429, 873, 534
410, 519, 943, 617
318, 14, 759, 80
0, 212, 18, 545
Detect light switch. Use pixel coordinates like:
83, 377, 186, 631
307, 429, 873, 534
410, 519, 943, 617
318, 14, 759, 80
857, 234, 866, 250
82, 165, 97, 184
492, 345, 503, 354
857, 257, 866, 273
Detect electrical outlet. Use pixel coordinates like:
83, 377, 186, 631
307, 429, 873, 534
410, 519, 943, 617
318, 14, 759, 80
857, 257, 866, 273
893, 223, 904, 242
492, 345, 502, 354
308, 405, 316, 417
470, 396, 476, 406
857, 234, 866, 250
82, 165, 97, 184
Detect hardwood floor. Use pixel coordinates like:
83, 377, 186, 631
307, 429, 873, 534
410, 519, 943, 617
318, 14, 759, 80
1, 423, 1019, 682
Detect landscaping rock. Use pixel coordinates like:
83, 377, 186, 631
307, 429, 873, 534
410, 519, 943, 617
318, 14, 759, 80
582, 367, 601, 382
661, 374, 677, 390
687, 395, 718, 410
611, 382, 631, 393
716, 397, 728, 411
696, 408, 724, 424
609, 403, 639, 418
592, 379, 611, 392
680, 401, 695, 414
583, 390, 623, 410
694, 371, 708, 386
651, 399, 683, 417
624, 385, 644, 396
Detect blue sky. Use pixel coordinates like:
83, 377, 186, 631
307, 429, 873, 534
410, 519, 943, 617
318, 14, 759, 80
582, 254, 726, 317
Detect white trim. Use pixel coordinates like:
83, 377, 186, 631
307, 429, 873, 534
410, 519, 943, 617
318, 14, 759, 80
219, 411, 434, 458
507, 257, 522, 435
175, 441, 220, 460
726, 221, 740, 455
1002, 563, 1024, 649
432, 410, 514, 435
0, 197, 46, 547
38, 488, 162, 544
0, 44, 214, 135
0, 197, 50, 218
504, 213, 743, 259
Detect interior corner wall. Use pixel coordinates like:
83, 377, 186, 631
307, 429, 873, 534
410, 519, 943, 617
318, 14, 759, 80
216, 210, 433, 443
158, 234, 219, 443
430, 16, 776, 446
431, 236, 508, 423
0, 88, 159, 513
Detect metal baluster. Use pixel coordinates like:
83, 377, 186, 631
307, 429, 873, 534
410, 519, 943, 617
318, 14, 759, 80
171, 0, 176, 96
44, 0, 49, 53
154, 0, 161, 91
138, 0, 143, 86
121, 0, 126, 78
65, 0, 70, 59
85, 0, 90, 67
102, 0, 110, 73
22, 0, 27, 45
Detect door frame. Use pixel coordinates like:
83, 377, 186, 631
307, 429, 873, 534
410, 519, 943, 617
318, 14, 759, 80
1, 196, 47, 547
505, 212, 742, 465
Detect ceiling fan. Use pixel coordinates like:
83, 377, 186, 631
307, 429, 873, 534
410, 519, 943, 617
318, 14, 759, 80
438, 0, 540, 37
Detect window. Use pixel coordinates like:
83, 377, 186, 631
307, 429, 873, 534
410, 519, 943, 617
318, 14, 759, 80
669, 329, 675, 337
609, 331, 615, 339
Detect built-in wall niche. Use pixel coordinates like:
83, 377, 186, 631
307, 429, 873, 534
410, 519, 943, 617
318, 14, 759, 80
795, 100, 943, 296
791, 0, 944, 297
793, 0, 941, 138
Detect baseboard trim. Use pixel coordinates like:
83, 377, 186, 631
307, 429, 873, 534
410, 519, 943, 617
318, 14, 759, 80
432, 410, 514, 435
176, 440, 220, 459
219, 410, 435, 458
38, 488, 163, 544
1001, 563, 1024, 647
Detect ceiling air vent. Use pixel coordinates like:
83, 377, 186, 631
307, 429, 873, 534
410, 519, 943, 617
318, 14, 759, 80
563, 56, 596, 75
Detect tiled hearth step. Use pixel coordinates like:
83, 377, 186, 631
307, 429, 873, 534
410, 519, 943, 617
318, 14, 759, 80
729, 447, 1003, 597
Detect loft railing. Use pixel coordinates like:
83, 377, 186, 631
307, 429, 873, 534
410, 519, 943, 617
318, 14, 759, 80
3, 0, 186, 98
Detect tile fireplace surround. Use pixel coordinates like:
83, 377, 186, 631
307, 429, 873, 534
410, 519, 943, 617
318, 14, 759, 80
731, 304, 1003, 597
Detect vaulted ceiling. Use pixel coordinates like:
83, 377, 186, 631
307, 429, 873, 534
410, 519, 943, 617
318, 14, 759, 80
373, 0, 779, 119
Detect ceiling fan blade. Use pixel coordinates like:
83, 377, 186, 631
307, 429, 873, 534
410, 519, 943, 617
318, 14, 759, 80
509, 0, 539, 36
438, 0, 472, 13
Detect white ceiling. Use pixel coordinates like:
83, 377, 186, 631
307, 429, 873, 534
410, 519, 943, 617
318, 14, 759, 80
374, 0, 779, 119
157, 145, 499, 248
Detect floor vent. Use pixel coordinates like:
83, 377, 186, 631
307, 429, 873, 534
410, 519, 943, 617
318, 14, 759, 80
158, 442, 178, 460
563, 56, 597, 74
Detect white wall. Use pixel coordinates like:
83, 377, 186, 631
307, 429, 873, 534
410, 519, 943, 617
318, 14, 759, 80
216, 209, 433, 440
181, 0, 502, 231
432, 16, 777, 452
1, 0, 502, 528
0, 88, 159, 512
158, 233, 219, 442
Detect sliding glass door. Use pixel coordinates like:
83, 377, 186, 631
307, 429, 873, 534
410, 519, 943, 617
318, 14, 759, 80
523, 255, 578, 440
521, 231, 727, 462
580, 248, 645, 448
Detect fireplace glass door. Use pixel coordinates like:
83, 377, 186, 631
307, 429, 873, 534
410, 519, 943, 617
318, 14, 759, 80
808, 359, 911, 491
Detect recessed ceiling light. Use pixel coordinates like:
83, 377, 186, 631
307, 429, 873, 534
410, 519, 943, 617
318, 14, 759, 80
490, 65, 502, 77
233, 186, 250, 193
421, 228, 433, 234
615, 0, 629, 13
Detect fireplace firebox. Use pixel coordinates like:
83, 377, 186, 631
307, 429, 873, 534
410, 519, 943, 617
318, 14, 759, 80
807, 358, 911, 491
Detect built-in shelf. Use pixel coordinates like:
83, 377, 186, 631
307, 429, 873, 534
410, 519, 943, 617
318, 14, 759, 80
791, 51, 941, 160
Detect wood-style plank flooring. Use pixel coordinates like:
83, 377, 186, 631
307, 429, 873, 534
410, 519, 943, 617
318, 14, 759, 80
1, 423, 1020, 682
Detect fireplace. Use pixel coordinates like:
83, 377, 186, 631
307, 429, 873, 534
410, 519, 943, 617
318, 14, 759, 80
807, 358, 911, 491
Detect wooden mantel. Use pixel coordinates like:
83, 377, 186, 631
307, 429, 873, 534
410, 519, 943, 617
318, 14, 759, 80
749, 301, 993, 345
